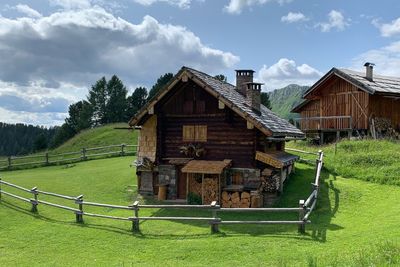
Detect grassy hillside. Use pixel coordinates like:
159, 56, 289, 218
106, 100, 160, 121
268, 84, 309, 120
287, 139, 400, 186
53, 123, 137, 153
0, 157, 399, 266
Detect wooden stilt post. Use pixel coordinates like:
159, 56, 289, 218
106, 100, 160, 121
132, 201, 140, 232
201, 173, 204, 205
298, 199, 305, 233
30, 187, 38, 213
45, 153, 49, 165
320, 132, 324, 145
75, 195, 84, 223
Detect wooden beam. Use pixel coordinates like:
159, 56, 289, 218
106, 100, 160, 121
148, 106, 154, 115
218, 100, 225, 109
181, 74, 189, 82
247, 121, 254, 130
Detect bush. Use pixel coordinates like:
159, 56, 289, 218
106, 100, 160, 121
187, 192, 202, 205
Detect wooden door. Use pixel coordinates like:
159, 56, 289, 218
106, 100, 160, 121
177, 168, 187, 199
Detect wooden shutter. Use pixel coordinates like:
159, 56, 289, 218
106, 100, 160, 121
195, 125, 207, 142
182, 125, 195, 142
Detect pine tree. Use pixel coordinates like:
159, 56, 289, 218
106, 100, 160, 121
126, 87, 148, 119
88, 77, 108, 126
147, 73, 174, 101
106, 75, 128, 123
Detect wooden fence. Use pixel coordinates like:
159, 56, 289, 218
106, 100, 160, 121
0, 144, 137, 171
0, 150, 323, 234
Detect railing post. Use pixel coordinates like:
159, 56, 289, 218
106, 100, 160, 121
298, 199, 305, 233
210, 201, 219, 234
81, 148, 87, 161
45, 153, 49, 165
7, 157, 11, 170
132, 201, 140, 232
30, 187, 38, 213
0, 178, 2, 201
121, 144, 126, 156
75, 195, 84, 223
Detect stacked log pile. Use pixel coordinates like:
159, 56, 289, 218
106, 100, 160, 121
373, 117, 400, 139
202, 177, 218, 205
259, 168, 280, 192
221, 191, 251, 208
189, 175, 202, 196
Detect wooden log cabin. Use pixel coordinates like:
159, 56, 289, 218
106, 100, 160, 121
129, 67, 304, 207
292, 63, 400, 143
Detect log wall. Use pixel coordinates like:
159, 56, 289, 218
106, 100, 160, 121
157, 81, 259, 168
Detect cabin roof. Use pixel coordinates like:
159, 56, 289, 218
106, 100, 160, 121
129, 66, 304, 138
293, 68, 400, 113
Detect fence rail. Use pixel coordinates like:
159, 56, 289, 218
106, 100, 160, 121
0, 144, 138, 171
0, 150, 323, 234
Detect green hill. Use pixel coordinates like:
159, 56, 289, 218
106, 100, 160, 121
268, 84, 309, 120
52, 123, 137, 153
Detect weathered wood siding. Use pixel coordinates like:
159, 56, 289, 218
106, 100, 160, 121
299, 100, 320, 130
302, 77, 369, 130
138, 115, 157, 161
156, 81, 257, 168
369, 95, 400, 130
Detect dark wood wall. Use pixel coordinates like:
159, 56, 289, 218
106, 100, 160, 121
369, 95, 400, 130
155, 80, 260, 168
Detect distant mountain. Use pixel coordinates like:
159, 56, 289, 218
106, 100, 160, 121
268, 84, 309, 120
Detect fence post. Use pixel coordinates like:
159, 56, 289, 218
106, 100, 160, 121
45, 153, 49, 165
0, 178, 2, 201
75, 195, 84, 223
121, 144, 126, 156
81, 148, 87, 161
30, 187, 39, 213
298, 199, 305, 233
132, 201, 140, 232
210, 201, 219, 234
7, 157, 11, 170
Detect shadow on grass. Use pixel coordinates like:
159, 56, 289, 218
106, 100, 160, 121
0, 164, 344, 240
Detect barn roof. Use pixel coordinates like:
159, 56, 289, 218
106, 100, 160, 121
303, 67, 400, 98
129, 66, 304, 138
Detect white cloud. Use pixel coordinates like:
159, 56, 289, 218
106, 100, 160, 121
376, 17, 400, 37
0, 6, 239, 125
49, 0, 92, 9
133, 0, 192, 9
351, 41, 400, 77
224, 0, 293, 15
281, 12, 308, 23
257, 58, 322, 89
14, 4, 42, 18
317, 10, 349, 32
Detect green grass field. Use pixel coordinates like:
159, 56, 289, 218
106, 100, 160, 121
1, 156, 399, 266
288, 139, 400, 186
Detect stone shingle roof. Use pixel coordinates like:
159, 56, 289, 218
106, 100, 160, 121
129, 66, 304, 138
337, 68, 400, 95
186, 67, 304, 137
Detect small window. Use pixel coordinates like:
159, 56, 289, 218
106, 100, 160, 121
183, 125, 207, 142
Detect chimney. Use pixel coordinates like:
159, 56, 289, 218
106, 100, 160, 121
235, 70, 255, 95
364, 62, 375, 81
245, 82, 262, 114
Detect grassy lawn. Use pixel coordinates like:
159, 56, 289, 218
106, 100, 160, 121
0, 156, 399, 266
287, 139, 400, 186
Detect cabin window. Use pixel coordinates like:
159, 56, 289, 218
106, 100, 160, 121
182, 125, 207, 142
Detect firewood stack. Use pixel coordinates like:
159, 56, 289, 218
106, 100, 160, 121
373, 117, 400, 139
221, 191, 251, 208
259, 168, 280, 192
202, 177, 218, 205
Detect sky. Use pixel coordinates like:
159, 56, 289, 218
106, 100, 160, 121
0, 0, 400, 126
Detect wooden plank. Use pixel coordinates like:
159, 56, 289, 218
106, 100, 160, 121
1, 190, 31, 203
0, 180, 31, 193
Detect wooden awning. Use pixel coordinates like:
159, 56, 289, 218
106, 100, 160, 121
181, 159, 232, 174
255, 151, 299, 169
